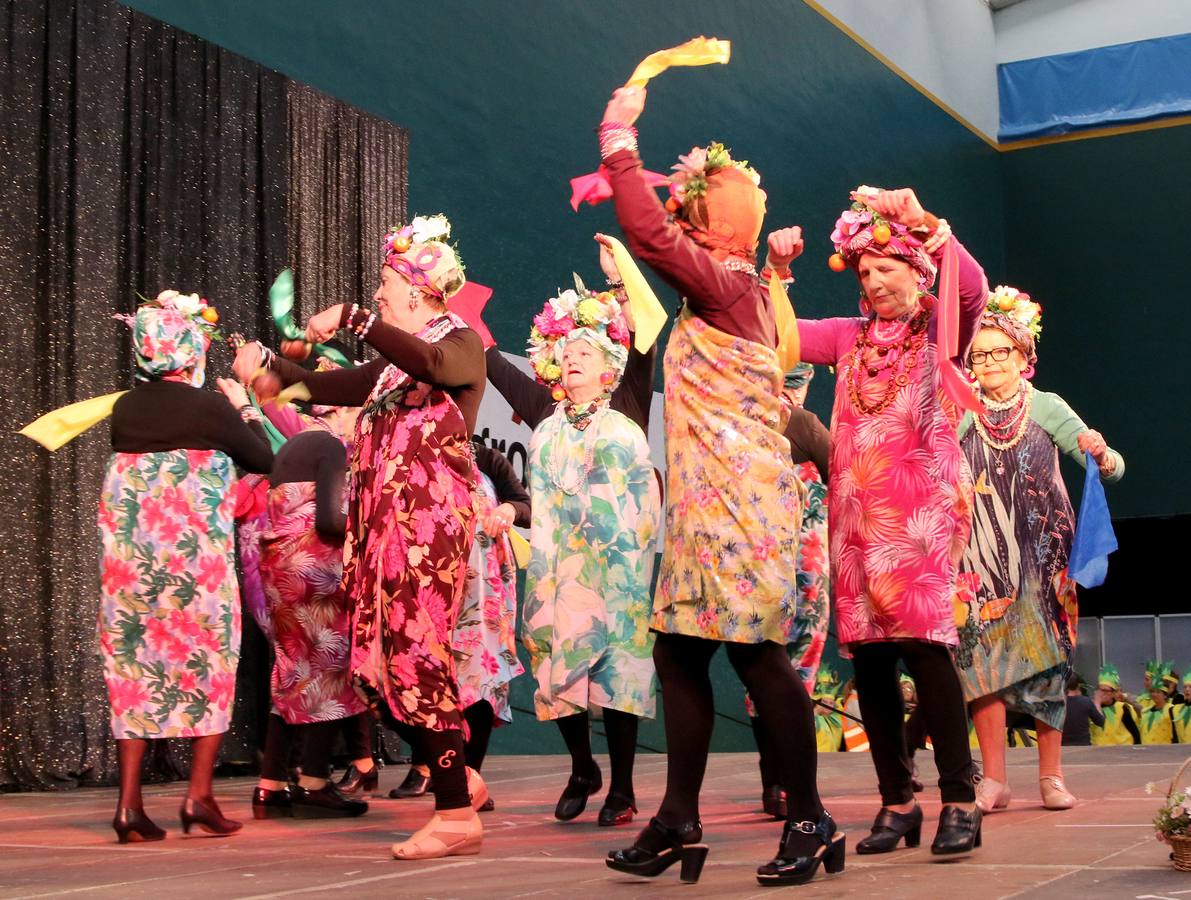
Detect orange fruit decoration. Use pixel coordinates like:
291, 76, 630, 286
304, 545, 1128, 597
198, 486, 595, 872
997, 295, 1016, 311
551, 386, 567, 402
597, 291, 615, 304
392, 235, 412, 253
828, 253, 847, 272
872, 224, 892, 245
201, 307, 219, 323
665, 197, 682, 214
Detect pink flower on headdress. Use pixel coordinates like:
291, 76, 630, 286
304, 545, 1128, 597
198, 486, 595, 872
830, 209, 871, 246
156, 290, 180, 303
672, 146, 708, 180
607, 318, 629, 346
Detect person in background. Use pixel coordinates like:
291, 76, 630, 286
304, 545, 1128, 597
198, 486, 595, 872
1060, 673, 1104, 746
1090, 666, 1141, 745
1174, 672, 1191, 743
1139, 664, 1178, 744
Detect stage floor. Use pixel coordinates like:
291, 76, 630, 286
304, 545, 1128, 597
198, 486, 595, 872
0, 745, 1186, 899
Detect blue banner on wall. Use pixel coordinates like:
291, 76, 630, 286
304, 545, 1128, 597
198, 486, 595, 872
998, 32, 1191, 141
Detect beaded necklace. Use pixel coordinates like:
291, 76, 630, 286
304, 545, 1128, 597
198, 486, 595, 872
545, 397, 609, 495
973, 382, 1033, 469
846, 308, 930, 416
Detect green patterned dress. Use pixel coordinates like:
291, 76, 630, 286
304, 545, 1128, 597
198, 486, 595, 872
523, 403, 660, 720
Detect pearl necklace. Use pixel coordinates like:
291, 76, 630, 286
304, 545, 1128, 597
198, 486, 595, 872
545, 402, 608, 495
973, 383, 1033, 463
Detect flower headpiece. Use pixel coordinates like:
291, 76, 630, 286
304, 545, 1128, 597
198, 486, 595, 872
382, 213, 466, 301
526, 276, 630, 394
114, 289, 222, 383
665, 141, 766, 265
979, 284, 1042, 373
829, 186, 936, 291
1148, 659, 1178, 688
1098, 664, 1121, 689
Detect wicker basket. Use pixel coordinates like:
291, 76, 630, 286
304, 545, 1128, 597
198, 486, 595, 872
1166, 758, 1191, 871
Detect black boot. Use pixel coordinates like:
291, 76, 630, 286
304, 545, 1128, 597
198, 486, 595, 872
756, 809, 845, 886
291, 783, 368, 818
554, 769, 602, 821
855, 805, 922, 854
251, 786, 293, 820
606, 817, 709, 883
931, 805, 982, 855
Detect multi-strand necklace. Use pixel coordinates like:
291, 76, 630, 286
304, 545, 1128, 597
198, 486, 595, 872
846, 307, 930, 416
545, 397, 608, 495
973, 382, 1033, 473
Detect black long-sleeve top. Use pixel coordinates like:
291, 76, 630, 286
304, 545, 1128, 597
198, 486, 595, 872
484, 341, 656, 434
269, 316, 486, 434
111, 380, 273, 474
785, 407, 831, 484
473, 442, 531, 527
269, 429, 347, 538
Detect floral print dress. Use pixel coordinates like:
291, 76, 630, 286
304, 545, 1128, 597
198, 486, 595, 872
453, 470, 524, 723
98, 449, 240, 738
523, 403, 659, 720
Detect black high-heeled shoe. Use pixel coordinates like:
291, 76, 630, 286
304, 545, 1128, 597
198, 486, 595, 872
252, 786, 293, 820
855, 804, 922, 854
761, 784, 788, 820
388, 766, 431, 799
756, 809, 845, 886
598, 792, 637, 827
930, 805, 982, 855
606, 817, 709, 883
179, 797, 243, 836
555, 770, 602, 821
112, 807, 166, 844
336, 762, 379, 795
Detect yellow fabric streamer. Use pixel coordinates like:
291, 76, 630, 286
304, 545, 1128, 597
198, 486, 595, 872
768, 271, 801, 371
19, 391, 128, 451
508, 529, 531, 569
275, 382, 312, 405
604, 234, 668, 352
625, 36, 731, 88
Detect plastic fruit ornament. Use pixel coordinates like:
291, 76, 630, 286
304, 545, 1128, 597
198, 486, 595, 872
997, 295, 1016, 311
665, 197, 682, 214
392, 234, 412, 253
201, 307, 219, 323
280, 339, 313, 361
551, 386, 567, 402
828, 253, 847, 272
872, 224, 892, 245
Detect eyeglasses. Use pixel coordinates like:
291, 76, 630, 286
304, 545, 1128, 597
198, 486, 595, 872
969, 346, 1016, 366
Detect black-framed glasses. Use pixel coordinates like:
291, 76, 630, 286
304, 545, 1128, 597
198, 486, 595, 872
969, 346, 1015, 366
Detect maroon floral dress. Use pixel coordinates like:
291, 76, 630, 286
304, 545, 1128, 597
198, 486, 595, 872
346, 313, 478, 731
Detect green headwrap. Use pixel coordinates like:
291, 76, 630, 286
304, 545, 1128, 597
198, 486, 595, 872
1098, 664, 1121, 688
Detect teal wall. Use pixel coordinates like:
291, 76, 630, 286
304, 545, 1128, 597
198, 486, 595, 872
1000, 125, 1189, 519
117, 0, 1006, 753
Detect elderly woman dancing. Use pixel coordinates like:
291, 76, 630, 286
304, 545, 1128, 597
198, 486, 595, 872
597, 86, 832, 888
234, 215, 487, 860
955, 286, 1123, 812
767, 185, 988, 858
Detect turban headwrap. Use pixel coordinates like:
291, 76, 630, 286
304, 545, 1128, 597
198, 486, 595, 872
382, 214, 466, 301
129, 301, 209, 382
670, 143, 766, 266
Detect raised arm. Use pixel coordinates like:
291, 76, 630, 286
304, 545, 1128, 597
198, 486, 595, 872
485, 345, 553, 431
1033, 390, 1124, 482
948, 236, 990, 355
611, 342, 656, 434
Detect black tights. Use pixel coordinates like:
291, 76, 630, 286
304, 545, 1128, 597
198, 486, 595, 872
554, 706, 639, 800
852, 640, 975, 805
259, 714, 340, 781
652, 632, 822, 825
381, 710, 470, 810
402, 701, 497, 772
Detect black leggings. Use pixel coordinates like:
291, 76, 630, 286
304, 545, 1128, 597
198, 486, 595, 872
380, 711, 470, 811
555, 706, 640, 800
652, 632, 822, 825
852, 640, 975, 805
402, 701, 497, 772
339, 713, 376, 763
260, 714, 340, 781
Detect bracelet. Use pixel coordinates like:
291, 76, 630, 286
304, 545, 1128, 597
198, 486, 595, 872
356, 312, 376, 341
254, 341, 275, 369
346, 303, 359, 328
606, 278, 625, 290
238, 404, 262, 423
598, 121, 638, 160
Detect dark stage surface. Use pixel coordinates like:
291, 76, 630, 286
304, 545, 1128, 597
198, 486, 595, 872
0, 746, 1185, 899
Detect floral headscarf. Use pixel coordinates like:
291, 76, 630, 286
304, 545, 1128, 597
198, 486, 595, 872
121, 290, 220, 383
668, 142, 766, 266
979, 285, 1042, 375
831, 186, 936, 291
527, 280, 630, 391
382, 214, 466, 301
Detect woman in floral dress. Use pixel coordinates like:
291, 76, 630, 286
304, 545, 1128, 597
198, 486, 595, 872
522, 284, 660, 828
955, 286, 1123, 812
235, 214, 487, 860
99, 291, 273, 842
769, 185, 989, 857
599, 86, 832, 888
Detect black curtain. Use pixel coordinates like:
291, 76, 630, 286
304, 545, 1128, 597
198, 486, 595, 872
0, 0, 407, 790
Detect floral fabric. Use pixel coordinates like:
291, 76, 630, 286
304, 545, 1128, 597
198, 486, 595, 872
346, 313, 477, 731
654, 309, 804, 644
954, 415, 1078, 730
260, 480, 365, 724
524, 404, 659, 720
97, 449, 239, 738
454, 471, 524, 723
